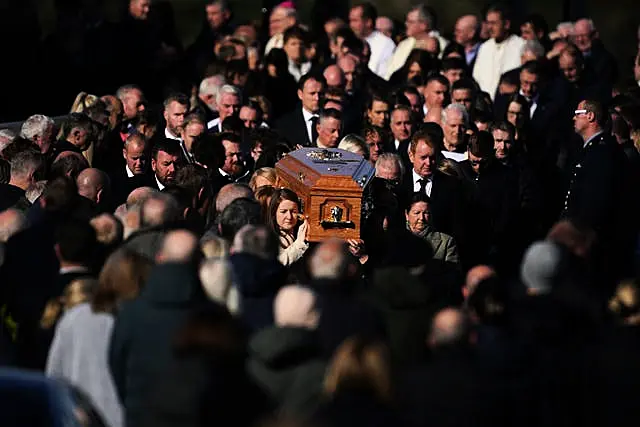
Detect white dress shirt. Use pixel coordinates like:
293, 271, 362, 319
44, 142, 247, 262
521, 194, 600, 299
288, 59, 312, 82
207, 117, 222, 131
265, 33, 284, 55
441, 150, 467, 162
125, 164, 134, 178
155, 175, 165, 191
366, 30, 396, 78
302, 108, 318, 144
472, 34, 525, 100
164, 128, 181, 141
412, 169, 432, 196
520, 90, 539, 119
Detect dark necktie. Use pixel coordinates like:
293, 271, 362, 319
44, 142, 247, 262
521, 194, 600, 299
418, 178, 428, 194
310, 116, 319, 145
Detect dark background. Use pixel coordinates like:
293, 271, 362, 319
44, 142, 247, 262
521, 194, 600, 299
0, 0, 637, 122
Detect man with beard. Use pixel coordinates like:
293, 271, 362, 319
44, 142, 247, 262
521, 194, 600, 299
150, 139, 181, 191
211, 132, 249, 194
163, 93, 189, 141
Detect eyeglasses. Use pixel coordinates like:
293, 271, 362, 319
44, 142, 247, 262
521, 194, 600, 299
574, 109, 588, 116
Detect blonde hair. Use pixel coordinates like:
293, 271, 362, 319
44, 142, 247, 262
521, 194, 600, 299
70, 92, 100, 114
40, 278, 98, 329
324, 337, 392, 403
201, 235, 230, 259
249, 167, 278, 192
338, 134, 368, 159
609, 280, 640, 325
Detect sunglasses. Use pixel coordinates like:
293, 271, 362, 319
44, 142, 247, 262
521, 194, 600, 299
574, 109, 588, 116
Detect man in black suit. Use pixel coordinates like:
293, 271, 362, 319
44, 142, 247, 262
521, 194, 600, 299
206, 84, 241, 133
0, 149, 42, 212
564, 99, 631, 281
275, 73, 326, 147
573, 19, 618, 87
148, 139, 183, 191
110, 133, 152, 206
389, 105, 413, 170
402, 130, 466, 248
210, 132, 250, 195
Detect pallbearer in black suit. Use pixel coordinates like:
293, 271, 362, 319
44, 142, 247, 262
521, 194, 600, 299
162, 93, 189, 142
178, 113, 206, 163
389, 105, 413, 170
110, 133, 150, 205
150, 139, 182, 191
275, 73, 326, 147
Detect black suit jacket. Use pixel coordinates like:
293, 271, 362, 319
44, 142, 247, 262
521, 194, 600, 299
563, 132, 626, 235
275, 107, 313, 147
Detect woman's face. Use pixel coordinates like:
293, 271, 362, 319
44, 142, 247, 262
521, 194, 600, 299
507, 101, 525, 128
254, 175, 273, 188
276, 199, 299, 232
408, 62, 422, 80
406, 201, 430, 234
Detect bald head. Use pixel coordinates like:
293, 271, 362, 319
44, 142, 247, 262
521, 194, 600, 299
464, 265, 496, 299
157, 230, 199, 264
429, 307, 470, 349
323, 65, 345, 89
274, 285, 319, 329
126, 186, 157, 210
310, 238, 352, 280
0, 209, 27, 242
215, 183, 254, 214
90, 213, 123, 246
76, 168, 109, 204
140, 193, 181, 228
455, 15, 479, 47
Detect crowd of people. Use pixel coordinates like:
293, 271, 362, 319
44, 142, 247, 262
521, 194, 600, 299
2, 0, 640, 426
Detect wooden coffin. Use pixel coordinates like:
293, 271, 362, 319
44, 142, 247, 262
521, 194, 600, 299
275, 148, 375, 242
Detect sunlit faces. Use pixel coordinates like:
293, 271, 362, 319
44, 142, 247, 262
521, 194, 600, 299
367, 100, 390, 127
276, 199, 299, 232
163, 101, 187, 137
406, 201, 430, 234
181, 121, 205, 152
121, 89, 145, 120
218, 93, 241, 122
452, 88, 473, 113
442, 68, 464, 86
405, 9, 427, 38
443, 110, 466, 149
152, 150, 179, 185
506, 101, 525, 128
206, 3, 229, 30
365, 131, 384, 163
298, 78, 324, 114
348, 6, 368, 38
390, 109, 412, 142
123, 137, 147, 175
558, 53, 581, 83
520, 69, 539, 99
409, 139, 436, 178
239, 106, 259, 128
317, 117, 342, 148
492, 129, 512, 160
130, 0, 151, 20
221, 139, 244, 176
485, 11, 509, 42
284, 36, 304, 63
424, 80, 448, 109
407, 62, 422, 80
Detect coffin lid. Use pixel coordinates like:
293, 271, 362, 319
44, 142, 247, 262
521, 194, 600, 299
276, 148, 375, 192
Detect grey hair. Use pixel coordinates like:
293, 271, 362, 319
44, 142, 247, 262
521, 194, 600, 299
115, 84, 142, 100
0, 129, 16, 153
199, 75, 226, 97
10, 150, 43, 179
207, 0, 230, 11
199, 258, 239, 314
577, 18, 596, 32
140, 192, 181, 228
338, 134, 368, 158
26, 180, 47, 204
410, 4, 435, 30
442, 103, 469, 127
375, 152, 405, 177
20, 115, 54, 141
521, 39, 545, 59
231, 224, 278, 260
216, 84, 241, 105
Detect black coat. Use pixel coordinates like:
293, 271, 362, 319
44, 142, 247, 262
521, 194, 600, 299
584, 41, 618, 86
109, 263, 205, 427
0, 183, 29, 212
275, 107, 313, 147
247, 326, 326, 417
230, 253, 288, 333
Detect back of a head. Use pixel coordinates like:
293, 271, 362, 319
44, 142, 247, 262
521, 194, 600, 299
218, 198, 262, 242
90, 214, 124, 246
199, 258, 239, 313
0, 209, 28, 242
140, 192, 181, 228
428, 307, 470, 350
42, 177, 77, 214
231, 224, 278, 260
274, 285, 319, 329
310, 238, 351, 281
157, 229, 199, 264
55, 220, 98, 266
215, 183, 254, 214
521, 241, 569, 295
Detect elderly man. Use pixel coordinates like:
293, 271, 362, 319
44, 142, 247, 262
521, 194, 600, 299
375, 152, 403, 182
348, 2, 395, 78
572, 18, 617, 85
207, 85, 241, 132
315, 109, 342, 148
20, 115, 56, 155
116, 85, 146, 122
196, 74, 226, 122
265, 4, 297, 54
472, 4, 525, 100
385, 4, 447, 80
375, 16, 394, 38
455, 15, 481, 68
441, 104, 469, 161
0, 150, 43, 212
323, 65, 345, 89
